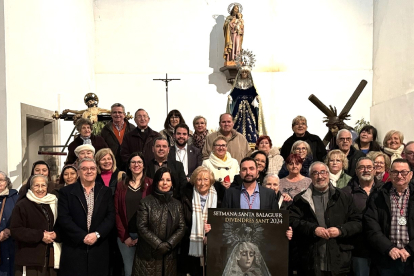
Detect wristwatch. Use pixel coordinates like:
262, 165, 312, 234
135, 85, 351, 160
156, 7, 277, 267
95, 232, 100, 239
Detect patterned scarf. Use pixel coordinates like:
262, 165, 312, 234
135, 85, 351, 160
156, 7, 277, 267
189, 185, 217, 257
192, 130, 209, 149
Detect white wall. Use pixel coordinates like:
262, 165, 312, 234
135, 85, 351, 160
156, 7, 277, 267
94, 0, 373, 146
371, 0, 414, 143
4, 0, 96, 185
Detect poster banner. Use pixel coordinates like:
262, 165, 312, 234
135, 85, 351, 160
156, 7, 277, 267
207, 208, 289, 276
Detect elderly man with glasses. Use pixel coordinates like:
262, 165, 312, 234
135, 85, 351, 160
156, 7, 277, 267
364, 159, 414, 275
342, 157, 385, 276
289, 161, 362, 276
57, 158, 115, 276
402, 141, 414, 180
335, 129, 365, 178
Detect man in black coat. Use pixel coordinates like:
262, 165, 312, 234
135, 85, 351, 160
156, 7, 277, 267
57, 158, 115, 276
364, 159, 414, 275
335, 129, 365, 178
280, 116, 326, 162
289, 161, 362, 276
100, 103, 135, 169
221, 157, 279, 210
168, 123, 202, 180
342, 157, 384, 275
147, 137, 187, 199
120, 108, 161, 166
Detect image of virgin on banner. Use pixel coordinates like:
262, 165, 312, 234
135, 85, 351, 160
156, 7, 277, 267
207, 209, 289, 276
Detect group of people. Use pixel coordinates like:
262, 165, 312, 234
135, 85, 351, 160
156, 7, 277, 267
0, 103, 413, 276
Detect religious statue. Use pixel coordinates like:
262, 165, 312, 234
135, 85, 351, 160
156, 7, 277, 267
308, 80, 367, 149
226, 49, 267, 146
60, 93, 111, 124
223, 3, 244, 66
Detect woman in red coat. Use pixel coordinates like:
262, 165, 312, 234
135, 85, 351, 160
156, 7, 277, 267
115, 152, 153, 276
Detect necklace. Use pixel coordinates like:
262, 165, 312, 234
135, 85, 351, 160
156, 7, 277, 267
392, 188, 409, 226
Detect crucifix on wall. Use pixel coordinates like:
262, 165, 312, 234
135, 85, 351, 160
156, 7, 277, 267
153, 73, 181, 116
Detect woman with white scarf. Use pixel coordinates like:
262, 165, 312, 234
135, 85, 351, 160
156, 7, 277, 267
382, 130, 405, 163
325, 149, 352, 189
11, 175, 61, 276
202, 136, 239, 190
179, 166, 217, 276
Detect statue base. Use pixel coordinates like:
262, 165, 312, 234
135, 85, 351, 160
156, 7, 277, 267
220, 64, 238, 84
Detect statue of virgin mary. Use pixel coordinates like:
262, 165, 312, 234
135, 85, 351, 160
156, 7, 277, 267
226, 50, 267, 146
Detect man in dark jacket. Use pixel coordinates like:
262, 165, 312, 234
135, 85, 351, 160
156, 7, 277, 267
120, 108, 160, 166
342, 157, 384, 275
364, 159, 414, 275
222, 157, 279, 210
57, 158, 115, 276
336, 129, 365, 178
168, 123, 202, 179
100, 103, 135, 169
280, 116, 326, 162
147, 137, 187, 199
290, 161, 362, 276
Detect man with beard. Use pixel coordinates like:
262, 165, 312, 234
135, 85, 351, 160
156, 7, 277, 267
342, 157, 384, 275
146, 137, 187, 198
168, 123, 202, 180
364, 159, 414, 275
289, 162, 361, 276
221, 157, 279, 210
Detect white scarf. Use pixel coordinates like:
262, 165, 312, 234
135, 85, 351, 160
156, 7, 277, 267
0, 188, 9, 196
383, 145, 404, 163
329, 170, 342, 187
26, 190, 61, 269
189, 186, 217, 257
208, 151, 235, 168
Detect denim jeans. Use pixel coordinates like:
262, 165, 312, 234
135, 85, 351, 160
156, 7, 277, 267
117, 233, 138, 276
352, 257, 370, 276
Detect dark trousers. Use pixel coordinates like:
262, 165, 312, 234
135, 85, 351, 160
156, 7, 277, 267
378, 258, 414, 276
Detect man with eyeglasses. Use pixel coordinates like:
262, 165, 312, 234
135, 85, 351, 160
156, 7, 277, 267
402, 141, 414, 180
290, 161, 361, 276
202, 113, 250, 164
57, 158, 115, 276
101, 103, 135, 169
364, 159, 414, 275
342, 157, 384, 275
120, 108, 161, 167
335, 129, 365, 177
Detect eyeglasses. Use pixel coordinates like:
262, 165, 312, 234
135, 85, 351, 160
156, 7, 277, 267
295, 147, 307, 152
0, 180, 6, 184
404, 151, 414, 157
80, 167, 97, 172
214, 144, 227, 148
357, 166, 374, 171
136, 115, 148, 119
311, 170, 328, 176
338, 137, 352, 142
130, 160, 143, 165
390, 170, 411, 177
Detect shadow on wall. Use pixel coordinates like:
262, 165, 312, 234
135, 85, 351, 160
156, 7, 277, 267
209, 14, 231, 94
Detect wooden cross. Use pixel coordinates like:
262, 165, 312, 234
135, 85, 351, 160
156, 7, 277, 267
153, 73, 181, 116
308, 79, 368, 146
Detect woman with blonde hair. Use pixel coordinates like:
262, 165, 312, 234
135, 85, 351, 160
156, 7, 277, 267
368, 151, 391, 183
325, 149, 352, 188
95, 148, 124, 195
382, 130, 404, 163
